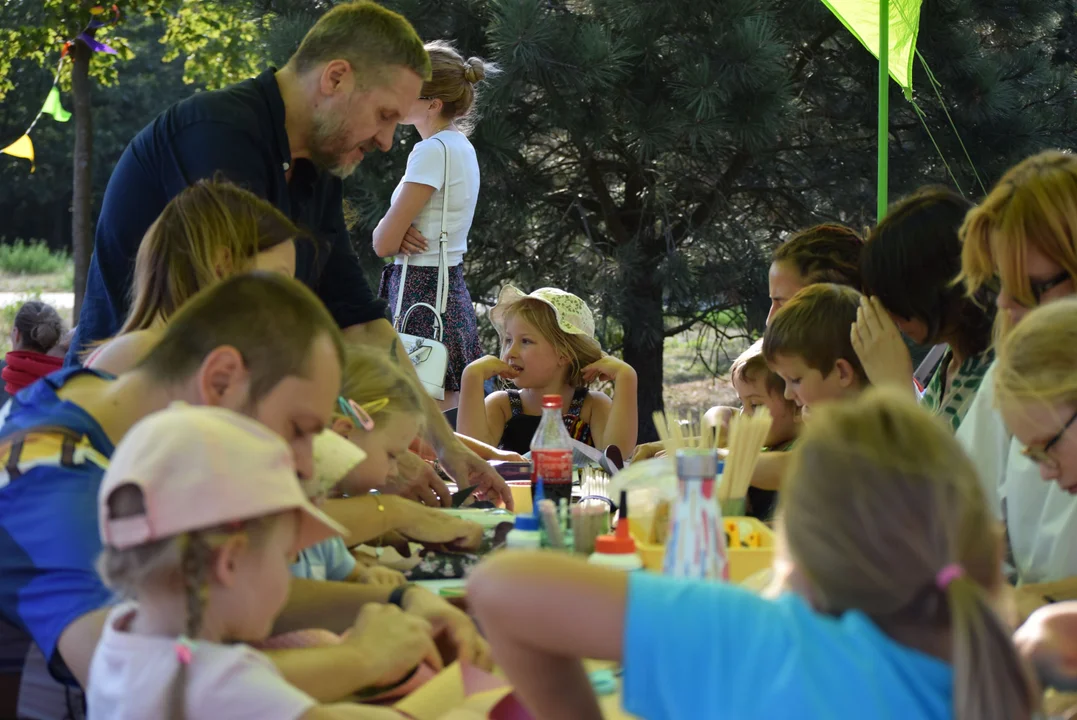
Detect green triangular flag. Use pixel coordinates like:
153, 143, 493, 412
819, 0, 923, 96
41, 86, 71, 123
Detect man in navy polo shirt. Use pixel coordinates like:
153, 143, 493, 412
70, 1, 513, 508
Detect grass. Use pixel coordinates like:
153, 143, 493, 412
662, 328, 748, 420
0, 240, 70, 276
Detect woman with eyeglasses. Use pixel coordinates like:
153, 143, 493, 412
954, 150, 1077, 604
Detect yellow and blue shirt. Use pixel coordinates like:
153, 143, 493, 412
0, 368, 115, 685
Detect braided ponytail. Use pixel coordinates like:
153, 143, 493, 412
166, 533, 213, 720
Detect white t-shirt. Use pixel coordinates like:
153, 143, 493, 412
87, 603, 315, 719
391, 129, 480, 268
957, 361, 1077, 583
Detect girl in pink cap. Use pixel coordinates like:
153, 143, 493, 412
90, 404, 421, 719
457, 285, 639, 458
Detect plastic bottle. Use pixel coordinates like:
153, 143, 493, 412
663, 448, 728, 580
589, 491, 642, 571
531, 393, 573, 504
505, 514, 542, 550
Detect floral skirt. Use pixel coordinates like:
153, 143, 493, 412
379, 263, 484, 393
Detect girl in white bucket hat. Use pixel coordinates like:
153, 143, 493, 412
457, 285, 639, 457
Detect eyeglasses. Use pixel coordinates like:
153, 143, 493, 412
985, 271, 1071, 307
337, 397, 391, 432
1020, 407, 1077, 468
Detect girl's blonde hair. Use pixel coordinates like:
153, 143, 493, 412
338, 344, 425, 427
995, 295, 1077, 410
780, 388, 1039, 720
421, 40, 498, 135
98, 484, 284, 720
121, 179, 305, 335
502, 298, 603, 388
959, 150, 1077, 336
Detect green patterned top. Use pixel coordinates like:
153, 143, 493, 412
921, 346, 995, 432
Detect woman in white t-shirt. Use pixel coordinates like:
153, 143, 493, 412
374, 41, 497, 410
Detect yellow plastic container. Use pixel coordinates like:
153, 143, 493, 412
630, 516, 775, 584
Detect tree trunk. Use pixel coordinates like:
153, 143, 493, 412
620, 268, 665, 444
70, 39, 94, 319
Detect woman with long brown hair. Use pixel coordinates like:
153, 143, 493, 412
86, 179, 302, 374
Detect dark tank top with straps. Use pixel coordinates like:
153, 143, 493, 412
497, 387, 594, 455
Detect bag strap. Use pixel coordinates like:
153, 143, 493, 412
393, 136, 452, 331
914, 343, 948, 390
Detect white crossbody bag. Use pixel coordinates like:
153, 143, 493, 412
392, 136, 451, 400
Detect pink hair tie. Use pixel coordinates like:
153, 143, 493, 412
175, 636, 195, 665
935, 563, 964, 590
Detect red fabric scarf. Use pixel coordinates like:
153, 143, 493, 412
3, 350, 63, 395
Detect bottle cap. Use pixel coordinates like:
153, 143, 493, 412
514, 515, 540, 531
676, 448, 718, 478
594, 532, 636, 554
541, 394, 562, 408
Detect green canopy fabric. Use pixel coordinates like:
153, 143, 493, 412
819, 0, 922, 97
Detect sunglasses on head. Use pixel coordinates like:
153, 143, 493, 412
1020, 407, 1077, 467
984, 270, 1070, 307
337, 397, 391, 432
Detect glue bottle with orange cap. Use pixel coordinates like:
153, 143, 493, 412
588, 491, 643, 572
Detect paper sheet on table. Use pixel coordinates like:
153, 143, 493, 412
394, 660, 638, 720
523, 439, 605, 468
395, 663, 522, 719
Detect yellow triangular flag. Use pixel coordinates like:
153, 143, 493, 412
1, 134, 35, 172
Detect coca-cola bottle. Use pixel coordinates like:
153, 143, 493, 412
530, 394, 573, 504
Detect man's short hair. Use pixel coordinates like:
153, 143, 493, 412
290, 1, 432, 85
137, 272, 346, 404
762, 283, 868, 383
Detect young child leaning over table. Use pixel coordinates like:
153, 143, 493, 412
89, 404, 415, 720
633, 284, 866, 499
724, 339, 799, 520
294, 348, 485, 589
467, 388, 1040, 720
457, 285, 638, 458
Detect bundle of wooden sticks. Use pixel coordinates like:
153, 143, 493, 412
650, 407, 773, 505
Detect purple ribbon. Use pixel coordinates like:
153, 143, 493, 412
77, 33, 116, 54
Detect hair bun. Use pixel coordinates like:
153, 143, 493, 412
463, 58, 484, 84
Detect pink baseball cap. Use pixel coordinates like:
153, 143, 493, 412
99, 403, 346, 554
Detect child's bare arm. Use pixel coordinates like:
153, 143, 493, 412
457, 356, 515, 445
582, 356, 638, 455
750, 451, 790, 491
468, 551, 627, 720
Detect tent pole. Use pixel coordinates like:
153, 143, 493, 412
877, 0, 890, 222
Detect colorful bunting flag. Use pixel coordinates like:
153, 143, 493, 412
41, 86, 71, 122
3, 4, 121, 173
77, 32, 116, 55
1, 135, 35, 172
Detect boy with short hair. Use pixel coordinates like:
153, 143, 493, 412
762, 283, 869, 412
0, 273, 484, 718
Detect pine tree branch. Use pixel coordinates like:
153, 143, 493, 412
791, 28, 838, 81
668, 149, 751, 244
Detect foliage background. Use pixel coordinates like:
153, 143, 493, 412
2, 0, 1076, 437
